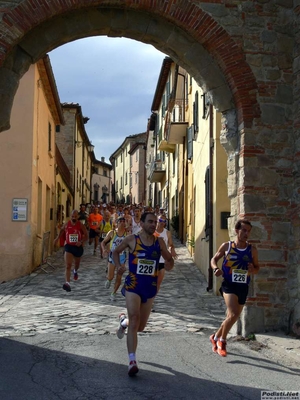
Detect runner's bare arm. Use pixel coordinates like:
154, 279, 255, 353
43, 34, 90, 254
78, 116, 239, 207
101, 230, 113, 252
167, 230, 178, 259
80, 222, 88, 244
248, 245, 259, 274
53, 223, 66, 245
112, 235, 135, 272
211, 242, 228, 277
158, 237, 174, 271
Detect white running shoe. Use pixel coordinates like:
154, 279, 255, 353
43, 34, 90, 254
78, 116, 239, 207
116, 313, 127, 339
105, 280, 111, 289
110, 292, 116, 301
128, 360, 139, 376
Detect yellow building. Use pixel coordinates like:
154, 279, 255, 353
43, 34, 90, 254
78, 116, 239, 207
0, 55, 64, 282
149, 57, 230, 294
110, 133, 146, 205
57, 103, 94, 211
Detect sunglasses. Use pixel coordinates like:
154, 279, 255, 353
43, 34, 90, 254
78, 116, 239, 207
118, 219, 125, 222
159, 219, 166, 223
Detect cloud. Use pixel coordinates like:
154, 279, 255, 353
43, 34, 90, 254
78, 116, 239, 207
49, 37, 166, 161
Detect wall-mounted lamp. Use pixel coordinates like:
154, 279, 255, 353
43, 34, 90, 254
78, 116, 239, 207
74, 141, 95, 152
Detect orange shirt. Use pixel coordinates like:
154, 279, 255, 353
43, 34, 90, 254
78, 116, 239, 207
88, 213, 103, 230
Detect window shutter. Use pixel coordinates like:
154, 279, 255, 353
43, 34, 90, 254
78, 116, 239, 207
187, 126, 193, 160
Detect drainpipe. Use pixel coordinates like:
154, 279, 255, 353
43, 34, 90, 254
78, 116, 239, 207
207, 104, 214, 291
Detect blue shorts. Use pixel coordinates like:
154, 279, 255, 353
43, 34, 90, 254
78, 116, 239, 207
121, 272, 157, 303
64, 244, 84, 258
220, 280, 249, 305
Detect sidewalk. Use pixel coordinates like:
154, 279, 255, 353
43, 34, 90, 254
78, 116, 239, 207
0, 239, 299, 369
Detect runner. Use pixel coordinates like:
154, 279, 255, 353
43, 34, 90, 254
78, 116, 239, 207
88, 206, 103, 255
210, 219, 259, 357
112, 211, 174, 376
101, 216, 127, 301
54, 209, 88, 292
154, 214, 178, 293
99, 210, 114, 258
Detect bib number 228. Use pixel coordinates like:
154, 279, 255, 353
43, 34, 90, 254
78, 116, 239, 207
137, 259, 155, 276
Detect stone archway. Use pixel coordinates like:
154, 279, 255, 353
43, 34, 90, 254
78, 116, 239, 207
0, 0, 298, 334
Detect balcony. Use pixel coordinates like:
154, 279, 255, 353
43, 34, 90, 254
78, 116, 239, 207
158, 139, 176, 153
148, 160, 166, 183
167, 122, 188, 144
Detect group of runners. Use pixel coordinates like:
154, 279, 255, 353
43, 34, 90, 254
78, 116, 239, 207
54, 204, 259, 376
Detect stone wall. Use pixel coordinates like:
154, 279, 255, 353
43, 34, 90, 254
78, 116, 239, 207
0, 0, 298, 334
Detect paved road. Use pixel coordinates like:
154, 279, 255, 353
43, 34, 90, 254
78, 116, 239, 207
0, 241, 299, 399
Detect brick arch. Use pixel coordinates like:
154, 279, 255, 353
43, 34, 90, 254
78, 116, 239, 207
0, 0, 259, 132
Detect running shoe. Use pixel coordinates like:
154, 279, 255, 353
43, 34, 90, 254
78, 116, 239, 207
73, 270, 78, 281
63, 283, 71, 292
110, 292, 116, 302
105, 280, 111, 289
210, 334, 218, 353
217, 340, 227, 357
128, 360, 139, 377
117, 313, 127, 339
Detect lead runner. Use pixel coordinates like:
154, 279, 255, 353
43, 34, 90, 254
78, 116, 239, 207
112, 211, 174, 376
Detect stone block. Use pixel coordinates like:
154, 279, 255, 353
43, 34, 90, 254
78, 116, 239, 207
271, 221, 290, 243
258, 249, 285, 262
235, 305, 265, 336
261, 104, 286, 124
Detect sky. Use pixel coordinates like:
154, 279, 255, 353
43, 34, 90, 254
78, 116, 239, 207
49, 37, 166, 163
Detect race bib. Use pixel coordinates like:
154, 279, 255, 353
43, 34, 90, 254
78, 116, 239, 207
232, 269, 247, 284
137, 259, 156, 276
69, 234, 78, 243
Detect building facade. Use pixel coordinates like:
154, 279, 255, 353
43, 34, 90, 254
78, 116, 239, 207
110, 133, 146, 205
56, 103, 94, 210
91, 157, 112, 204
0, 56, 64, 282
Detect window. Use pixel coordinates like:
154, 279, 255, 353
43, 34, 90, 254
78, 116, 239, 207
135, 172, 138, 184
103, 169, 107, 177
120, 153, 123, 163
136, 150, 138, 162
120, 176, 123, 189
202, 92, 209, 119
125, 172, 128, 185
193, 91, 199, 134
48, 122, 52, 151
205, 166, 210, 239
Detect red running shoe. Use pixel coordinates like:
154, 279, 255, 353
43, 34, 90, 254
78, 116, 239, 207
210, 334, 218, 353
217, 340, 227, 357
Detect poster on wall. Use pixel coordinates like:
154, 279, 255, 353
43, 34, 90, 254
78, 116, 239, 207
12, 198, 28, 222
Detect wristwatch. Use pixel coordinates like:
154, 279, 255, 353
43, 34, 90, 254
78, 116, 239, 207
213, 267, 219, 273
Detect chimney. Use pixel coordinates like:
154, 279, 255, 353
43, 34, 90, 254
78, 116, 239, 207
101, 157, 105, 162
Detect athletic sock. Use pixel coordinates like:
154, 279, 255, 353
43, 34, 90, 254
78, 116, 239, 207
129, 353, 136, 362
121, 318, 128, 328
220, 338, 226, 342
214, 335, 219, 341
